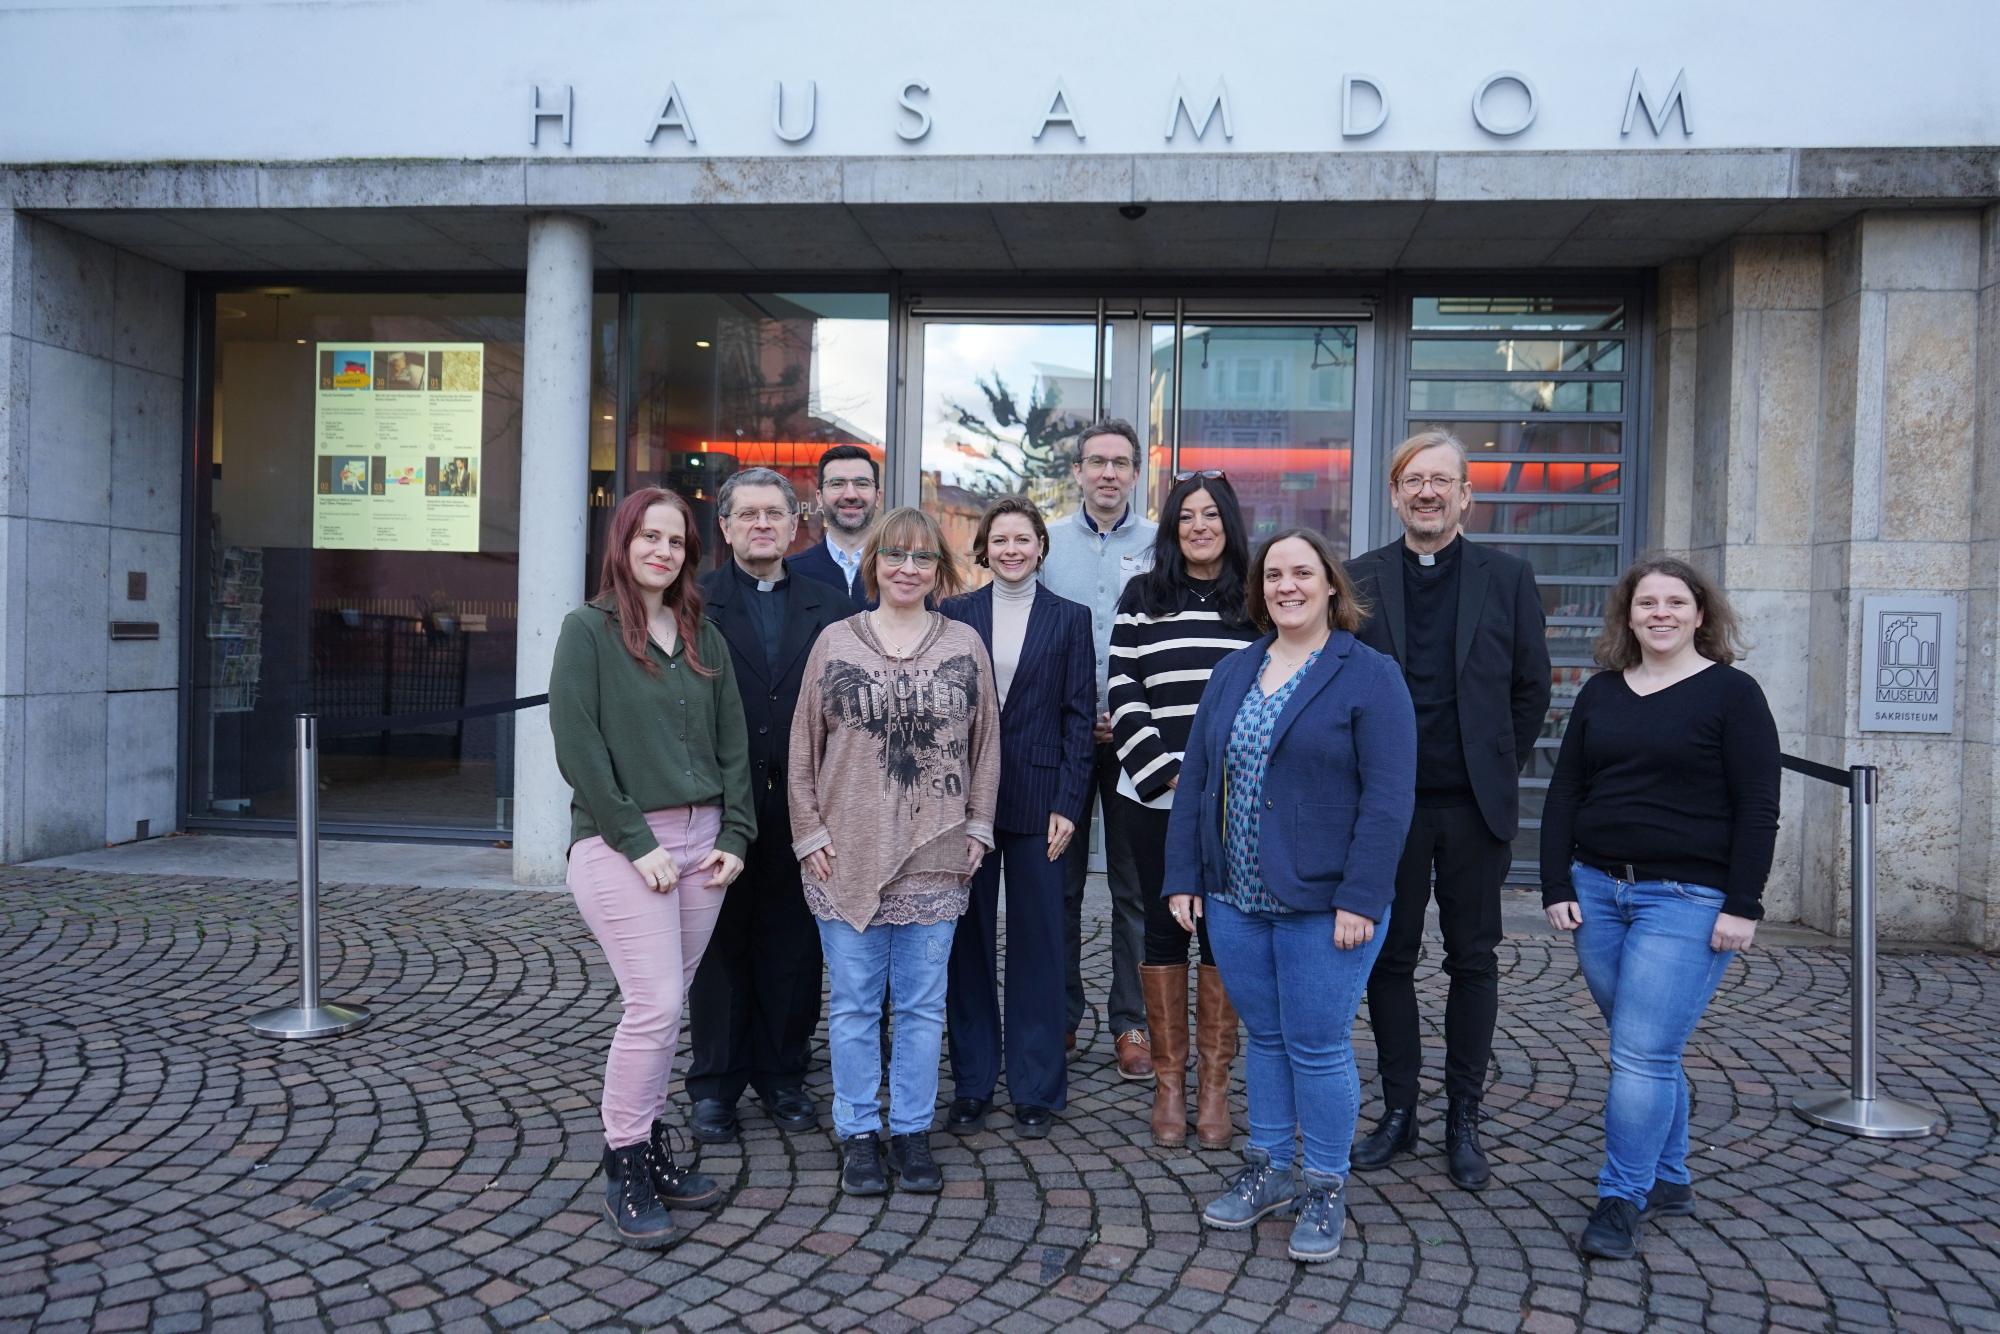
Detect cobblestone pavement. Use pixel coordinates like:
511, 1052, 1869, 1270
2, 867, 1998, 1334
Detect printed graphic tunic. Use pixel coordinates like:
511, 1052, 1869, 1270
788, 612, 1000, 931
1216, 647, 1323, 914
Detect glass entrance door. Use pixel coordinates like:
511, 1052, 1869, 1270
904, 299, 1374, 570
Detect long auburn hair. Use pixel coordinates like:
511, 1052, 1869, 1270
1593, 555, 1746, 670
597, 487, 715, 677
1131, 472, 1250, 627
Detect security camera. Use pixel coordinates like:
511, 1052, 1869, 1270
1118, 204, 1148, 221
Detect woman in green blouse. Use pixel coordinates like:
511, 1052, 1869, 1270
550, 486, 756, 1249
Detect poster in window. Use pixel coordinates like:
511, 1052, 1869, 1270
312, 342, 484, 551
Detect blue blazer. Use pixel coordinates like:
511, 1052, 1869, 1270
940, 582, 1096, 836
1163, 630, 1417, 922
788, 539, 872, 611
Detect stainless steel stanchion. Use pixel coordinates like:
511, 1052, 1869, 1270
248, 713, 372, 1041
1793, 765, 1940, 1138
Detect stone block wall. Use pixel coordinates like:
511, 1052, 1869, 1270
1660, 211, 1998, 943
0, 210, 184, 861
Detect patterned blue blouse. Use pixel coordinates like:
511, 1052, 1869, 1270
1216, 647, 1324, 914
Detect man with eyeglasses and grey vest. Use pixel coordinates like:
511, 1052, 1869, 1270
1038, 420, 1159, 1082
1345, 430, 1551, 1191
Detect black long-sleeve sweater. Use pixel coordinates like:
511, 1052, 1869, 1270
1539, 662, 1780, 920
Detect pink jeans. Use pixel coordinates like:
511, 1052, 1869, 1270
568, 805, 726, 1148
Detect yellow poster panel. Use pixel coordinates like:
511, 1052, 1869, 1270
312, 343, 485, 551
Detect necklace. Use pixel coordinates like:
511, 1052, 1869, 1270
871, 610, 927, 659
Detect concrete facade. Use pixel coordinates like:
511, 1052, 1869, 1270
0, 210, 184, 862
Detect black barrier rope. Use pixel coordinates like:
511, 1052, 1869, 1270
315, 693, 550, 738
1780, 752, 1855, 790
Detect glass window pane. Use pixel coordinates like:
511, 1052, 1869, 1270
1176, 324, 1357, 549
198, 288, 587, 834
1464, 500, 1621, 538
1521, 746, 1563, 781
1410, 338, 1623, 374
628, 293, 889, 571
1539, 581, 1612, 620
1412, 419, 1622, 455
1411, 296, 1625, 333
918, 321, 1098, 571
1148, 322, 1175, 523
1545, 623, 1600, 659
1466, 460, 1621, 496
1478, 541, 1622, 578
1409, 379, 1623, 414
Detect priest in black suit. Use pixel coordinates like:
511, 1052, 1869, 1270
1344, 431, 1551, 1191
686, 466, 849, 1143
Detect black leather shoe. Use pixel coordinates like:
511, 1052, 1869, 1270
945, 1096, 991, 1136
886, 1133, 943, 1192
765, 1088, 817, 1132
689, 1098, 739, 1145
1444, 1096, 1491, 1191
1578, 1196, 1643, 1260
1350, 1106, 1419, 1171
1013, 1105, 1053, 1139
840, 1132, 888, 1196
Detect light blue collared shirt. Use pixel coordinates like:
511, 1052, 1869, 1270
826, 533, 863, 594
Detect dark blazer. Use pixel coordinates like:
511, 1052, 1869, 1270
939, 582, 1095, 836
1162, 631, 1416, 922
699, 560, 849, 831
1345, 536, 1553, 843
787, 538, 872, 611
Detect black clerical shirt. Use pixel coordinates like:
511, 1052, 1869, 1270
1401, 535, 1474, 805
730, 559, 790, 676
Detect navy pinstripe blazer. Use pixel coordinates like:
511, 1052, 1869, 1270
940, 582, 1096, 836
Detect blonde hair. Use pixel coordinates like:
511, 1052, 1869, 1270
861, 507, 966, 601
1387, 430, 1470, 488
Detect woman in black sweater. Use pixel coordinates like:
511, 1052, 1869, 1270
1540, 556, 1779, 1262
1110, 472, 1260, 1149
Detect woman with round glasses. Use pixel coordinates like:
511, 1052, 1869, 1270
789, 507, 1000, 1197
1111, 470, 1260, 1149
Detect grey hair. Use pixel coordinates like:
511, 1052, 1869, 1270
717, 466, 799, 516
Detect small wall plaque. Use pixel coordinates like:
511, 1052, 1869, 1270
110, 621, 160, 641
1859, 595, 1956, 734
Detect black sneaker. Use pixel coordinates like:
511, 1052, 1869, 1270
1642, 1179, 1696, 1219
1578, 1196, 1643, 1260
840, 1132, 888, 1196
646, 1120, 724, 1210
886, 1132, 943, 1193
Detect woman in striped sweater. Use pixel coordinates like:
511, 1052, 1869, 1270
1110, 471, 1261, 1149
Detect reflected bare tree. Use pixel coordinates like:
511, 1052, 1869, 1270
941, 371, 1083, 497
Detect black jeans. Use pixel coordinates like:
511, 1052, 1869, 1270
1127, 797, 1212, 966
1364, 802, 1510, 1108
684, 821, 823, 1106
1062, 745, 1148, 1036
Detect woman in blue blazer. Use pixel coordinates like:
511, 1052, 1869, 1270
1163, 528, 1416, 1264
939, 497, 1096, 1139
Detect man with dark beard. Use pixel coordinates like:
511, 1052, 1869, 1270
790, 445, 881, 611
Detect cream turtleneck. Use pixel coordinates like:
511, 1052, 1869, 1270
992, 573, 1035, 708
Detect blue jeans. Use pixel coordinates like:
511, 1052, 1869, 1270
1569, 862, 1736, 1205
1204, 896, 1389, 1177
816, 916, 957, 1139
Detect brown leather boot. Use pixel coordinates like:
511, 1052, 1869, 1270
1140, 964, 1189, 1147
1195, 964, 1239, 1150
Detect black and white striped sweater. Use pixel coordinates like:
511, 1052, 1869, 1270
1108, 579, 1259, 806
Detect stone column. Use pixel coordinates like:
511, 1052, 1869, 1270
1689, 235, 1825, 925
513, 213, 594, 885
1646, 260, 1699, 556
1812, 210, 1984, 940
1961, 205, 2000, 948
